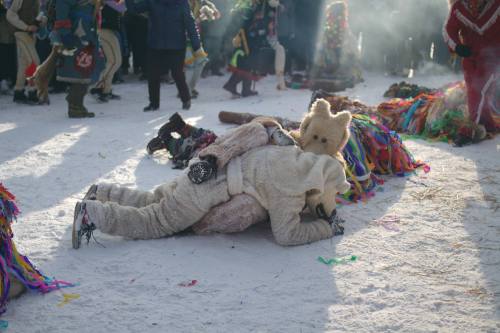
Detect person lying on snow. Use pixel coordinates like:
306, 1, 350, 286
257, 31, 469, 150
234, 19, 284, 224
72, 143, 350, 248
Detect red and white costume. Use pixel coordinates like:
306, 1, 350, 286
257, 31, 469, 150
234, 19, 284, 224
443, 0, 500, 132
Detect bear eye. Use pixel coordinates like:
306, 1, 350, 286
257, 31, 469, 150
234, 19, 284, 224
313, 135, 318, 140
321, 138, 327, 143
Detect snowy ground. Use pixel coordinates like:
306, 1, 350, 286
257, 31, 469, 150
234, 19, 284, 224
0, 72, 499, 333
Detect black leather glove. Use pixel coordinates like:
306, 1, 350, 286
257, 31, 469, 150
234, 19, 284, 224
455, 44, 472, 58
315, 204, 345, 236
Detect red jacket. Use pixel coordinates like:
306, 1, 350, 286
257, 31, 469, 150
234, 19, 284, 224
443, 0, 500, 67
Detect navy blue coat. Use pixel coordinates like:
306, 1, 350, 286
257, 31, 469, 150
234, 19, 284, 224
127, 0, 201, 51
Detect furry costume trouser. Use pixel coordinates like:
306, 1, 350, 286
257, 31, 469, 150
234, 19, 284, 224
463, 59, 499, 132
97, 29, 122, 94
85, 173, 230, 239
13, 32, 39, 90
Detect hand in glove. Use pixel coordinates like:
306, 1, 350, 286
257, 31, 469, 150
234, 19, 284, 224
455, 44, 472, 58
188, 155, 218, 184
267, 126, 296, 146
315, 204, 345, 236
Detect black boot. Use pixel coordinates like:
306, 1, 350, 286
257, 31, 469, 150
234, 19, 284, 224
223, 74, 242, 97
90, 87, 102, 95
182, 100, 191, 110
13, 90, 28, 103
241, 78, 258, 97
67, 84, 94, 118
106, 91, 121, 100
146, 136, 166, 155
27, 90, 39, 104
143, 104, 159, 112
157, 112, 186, 138
96, 91, 109, 103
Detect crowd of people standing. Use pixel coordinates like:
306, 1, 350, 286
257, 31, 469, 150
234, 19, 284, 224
0, 0, 497, 131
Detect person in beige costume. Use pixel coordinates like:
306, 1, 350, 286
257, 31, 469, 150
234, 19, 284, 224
73, 143, 350, 248
6, 0, 43, 103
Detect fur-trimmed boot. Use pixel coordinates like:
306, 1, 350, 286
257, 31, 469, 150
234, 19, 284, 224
67, 84, 94, 118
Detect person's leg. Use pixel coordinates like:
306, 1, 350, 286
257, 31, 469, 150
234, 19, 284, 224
188, 57, 208, 96
100, 29, 122, 95
95, 29, 113, 96
84, 175, 231, 239
13, 32, 40, 100
242, 77, 257, 97
274, 42, 286, 90
7, 43, 17, 85
136, 16, 148, 73
168, 49, 191, 105
67, 83, 94, 118
223, 72, 242, 96
473, 70, 498, 132
146, 49, 162, 109
0, 43, 7, 82
95, 183, 168, 207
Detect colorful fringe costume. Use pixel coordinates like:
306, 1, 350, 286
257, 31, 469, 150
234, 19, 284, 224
339, 114, 427, 203
0, 184, 72, 314
311, 0, 363, 92
321, 81, 489, 146
377, 82, 486, 145
383, 81, 437, 99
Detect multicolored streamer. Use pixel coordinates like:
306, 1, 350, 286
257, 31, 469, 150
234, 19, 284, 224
0, 183, 74, 315
338, 114, 428, 204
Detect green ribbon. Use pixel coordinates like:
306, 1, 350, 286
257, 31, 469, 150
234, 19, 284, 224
318, 255, 357, 266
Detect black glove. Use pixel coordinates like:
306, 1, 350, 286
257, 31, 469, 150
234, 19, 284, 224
455, 44, 472, 58
188, 155, 218, 184
315, 204, 345, 236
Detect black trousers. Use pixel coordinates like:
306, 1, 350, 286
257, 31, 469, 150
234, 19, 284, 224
0, 43, 16, 83
125, 13, 148, 72
147, 48, 190, 107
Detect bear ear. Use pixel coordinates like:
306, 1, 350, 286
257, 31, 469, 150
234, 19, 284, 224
310, 98, 332, 118
334, 111, 352, 127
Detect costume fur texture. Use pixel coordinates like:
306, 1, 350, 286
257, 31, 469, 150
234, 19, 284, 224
31, 46, 59, 104
192, 100, 351, 235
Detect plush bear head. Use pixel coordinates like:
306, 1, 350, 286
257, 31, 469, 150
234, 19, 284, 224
295, 98, 352, 158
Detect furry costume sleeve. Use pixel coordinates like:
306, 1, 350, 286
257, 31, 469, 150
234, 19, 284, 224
198, 121, 269, 169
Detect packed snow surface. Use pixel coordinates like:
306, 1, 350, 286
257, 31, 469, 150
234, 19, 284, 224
0, 73, 499, 332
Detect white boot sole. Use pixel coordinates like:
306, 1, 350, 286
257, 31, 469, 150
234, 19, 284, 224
72, 202, 83, 249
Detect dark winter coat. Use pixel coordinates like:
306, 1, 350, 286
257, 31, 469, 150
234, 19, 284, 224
126, 0, 201, 50
50, 0, 105, 84
101, 3, 123, 32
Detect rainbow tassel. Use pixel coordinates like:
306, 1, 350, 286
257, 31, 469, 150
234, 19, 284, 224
0, 183, 73, 315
